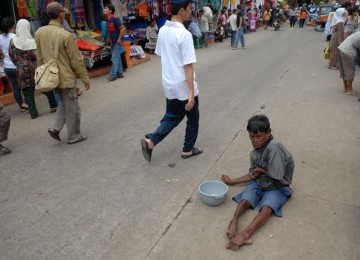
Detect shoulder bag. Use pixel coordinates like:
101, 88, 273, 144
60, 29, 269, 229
35, 30, 61, 92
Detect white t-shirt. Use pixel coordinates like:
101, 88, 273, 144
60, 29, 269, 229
0, 33, 16, 69
228, 14, 237, 31
155, 21, 199, 101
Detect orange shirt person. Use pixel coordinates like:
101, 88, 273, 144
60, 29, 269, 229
299, 9, 307, 28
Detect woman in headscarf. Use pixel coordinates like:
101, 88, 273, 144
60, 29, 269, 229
8, 19, 58, 119
328, 8, 348, 70
324, 7, 336, 41
0, 17, 27, 112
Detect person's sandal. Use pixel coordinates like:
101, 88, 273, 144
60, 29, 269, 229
21, 104, 28, 112
141, 138, 153, 162
48, 128, 61, 141
0, 146, 11, 155
67, 135, 87, 144
181, 147, 203, 159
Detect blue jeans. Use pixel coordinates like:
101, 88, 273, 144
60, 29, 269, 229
110, 44, 124, 77
234, 28, 245, 48
230, 30, 236, 47
146, 96, 200, 152
4, 68, 24, 108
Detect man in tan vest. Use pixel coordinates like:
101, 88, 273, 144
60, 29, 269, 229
35, 2, 90, 144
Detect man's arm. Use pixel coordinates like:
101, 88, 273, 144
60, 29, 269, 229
34, 33, 44, 66
238, 16, 243, 28
221, 174, 252, 185
65, 34, 90, 90
117, 25, 126, 44
183, 63, 195, 111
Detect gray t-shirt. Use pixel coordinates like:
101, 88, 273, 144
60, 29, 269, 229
338, 31, 360, 58
250, 138, 294, 186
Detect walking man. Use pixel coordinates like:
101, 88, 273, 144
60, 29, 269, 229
35, 2, 90, 144
228, 9, 238, 48
233, 10, 246, 49
104, 3, 126, 82
141, 0, 202, 162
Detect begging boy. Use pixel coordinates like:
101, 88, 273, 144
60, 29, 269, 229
221, 115, 294, 251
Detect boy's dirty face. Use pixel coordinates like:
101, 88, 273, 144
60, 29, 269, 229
249, 131, 271, 149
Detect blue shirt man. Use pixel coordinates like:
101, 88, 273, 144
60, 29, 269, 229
104, 3, 126, 81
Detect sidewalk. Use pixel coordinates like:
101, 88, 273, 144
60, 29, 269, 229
0, 26, 359, 259
145, 28, 360, 259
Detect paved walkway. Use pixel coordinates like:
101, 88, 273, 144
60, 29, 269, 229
1, 25, 359, 259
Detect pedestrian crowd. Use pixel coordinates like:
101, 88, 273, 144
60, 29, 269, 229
0, 0, 299, 254
325, 2, 360, 97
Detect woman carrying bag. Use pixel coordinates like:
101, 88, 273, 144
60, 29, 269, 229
9, 19, 58, 119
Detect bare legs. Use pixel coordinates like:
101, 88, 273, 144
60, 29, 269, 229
343, 79, 358, 95
226, 202, 273, 251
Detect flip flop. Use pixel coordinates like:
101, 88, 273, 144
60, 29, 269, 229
0, 146, 11, 155
48, 128, 61, 141
181, 147, 203, 159
345, 91, 359, 96
141, 138, 152, 162
67, 135, 87, 144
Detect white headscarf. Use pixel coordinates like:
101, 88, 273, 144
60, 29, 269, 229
12, 19, 36, 51
332, 8, 348, 28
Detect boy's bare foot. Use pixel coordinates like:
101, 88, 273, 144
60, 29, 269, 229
226, 220, 238, 239
226, 232, 253, 251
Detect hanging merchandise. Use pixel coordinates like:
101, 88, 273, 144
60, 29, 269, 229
74, 0, 86, 28
127, 0, 137, 18
119, 0, 129, 19
26, 0, 38, 17
111, 0, 123, 19
232, 0, 237, 9
137, 0, 149, 19
84, 0, 95, 29
17, 0, 28, 18
210, 0, 221, 12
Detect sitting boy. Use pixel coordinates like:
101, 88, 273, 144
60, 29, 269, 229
221, 115, 294, 251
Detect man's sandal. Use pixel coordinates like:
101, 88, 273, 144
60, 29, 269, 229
141, 138, 153, 162
181, 147, 203, 159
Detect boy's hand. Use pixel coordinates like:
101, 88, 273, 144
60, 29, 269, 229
221, 174, 234, 185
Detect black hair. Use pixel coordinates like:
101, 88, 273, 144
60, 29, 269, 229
247, 115, 271, 134
105, 3, 115, 14
342, 2, 352, 9
1, 17, 15, 36
170, 0, 191, 16
348, 6, 358, 15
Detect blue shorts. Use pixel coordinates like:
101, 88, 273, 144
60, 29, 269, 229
232, 181, 292, 217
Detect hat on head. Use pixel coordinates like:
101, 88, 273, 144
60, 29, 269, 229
46, 2, 69, 16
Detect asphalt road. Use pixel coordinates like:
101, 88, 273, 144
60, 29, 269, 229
1, 24, 360, 259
